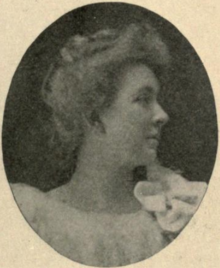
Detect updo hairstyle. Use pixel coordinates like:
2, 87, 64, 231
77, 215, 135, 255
42, 23, 171, 160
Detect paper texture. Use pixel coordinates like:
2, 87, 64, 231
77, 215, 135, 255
0, 0, 219, 267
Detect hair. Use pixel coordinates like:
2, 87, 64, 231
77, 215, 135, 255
41, 22, 171, 176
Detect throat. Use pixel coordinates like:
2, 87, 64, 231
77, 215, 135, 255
65, 166, 141, 214
60, 135, 142, 214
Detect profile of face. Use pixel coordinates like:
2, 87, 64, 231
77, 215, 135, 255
98, 64, 169, 168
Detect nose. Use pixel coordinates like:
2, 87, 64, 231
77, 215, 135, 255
153, 103, 169, 128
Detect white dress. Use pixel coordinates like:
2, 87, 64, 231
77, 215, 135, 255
10, 182, 171, 266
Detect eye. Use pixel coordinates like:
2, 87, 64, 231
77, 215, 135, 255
134, 94, 152, 105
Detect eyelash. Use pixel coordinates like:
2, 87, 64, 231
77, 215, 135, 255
135, 95, 151, 104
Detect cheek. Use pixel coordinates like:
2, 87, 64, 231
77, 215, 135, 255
125, 110, 151, 138
113, 113, 148, 151
104, 106, 152, 151
122, 111, 156, 159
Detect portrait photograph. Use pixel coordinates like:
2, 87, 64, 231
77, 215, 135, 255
0, 1, 219, 268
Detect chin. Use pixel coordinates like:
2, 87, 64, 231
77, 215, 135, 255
134, 149, 158, 167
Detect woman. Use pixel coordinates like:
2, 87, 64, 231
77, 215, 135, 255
11, 23, 207, 266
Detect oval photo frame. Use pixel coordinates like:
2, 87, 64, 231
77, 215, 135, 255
2, 2, 218, 267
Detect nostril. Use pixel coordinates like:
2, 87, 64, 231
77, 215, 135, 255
163, 112, 169, 125
153, 103, 169, 127
155, 110, 169, 127
156, 119, 165, 129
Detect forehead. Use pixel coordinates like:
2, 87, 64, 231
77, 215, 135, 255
118, 64, 160, 97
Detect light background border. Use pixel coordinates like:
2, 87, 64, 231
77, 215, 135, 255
0, 0, 219, 267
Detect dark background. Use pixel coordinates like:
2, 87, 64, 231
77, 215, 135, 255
2, 3, 218, 191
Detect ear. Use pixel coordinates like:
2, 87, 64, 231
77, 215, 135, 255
93, 119, 106, 134
82, 112, 106, 134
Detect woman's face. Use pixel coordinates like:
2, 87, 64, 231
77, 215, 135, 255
100, 63, 169, 168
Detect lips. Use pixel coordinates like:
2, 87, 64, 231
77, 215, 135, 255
147, 138, 159, 148
146, 134, 160, 149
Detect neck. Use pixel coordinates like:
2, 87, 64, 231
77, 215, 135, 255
66, 140, 141, 214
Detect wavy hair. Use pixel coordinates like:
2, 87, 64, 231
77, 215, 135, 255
41, 22, 171, 177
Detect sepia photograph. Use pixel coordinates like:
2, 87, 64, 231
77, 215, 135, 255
1, 1, 219, 267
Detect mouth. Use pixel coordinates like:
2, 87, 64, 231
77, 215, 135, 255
146, 134, 160, 149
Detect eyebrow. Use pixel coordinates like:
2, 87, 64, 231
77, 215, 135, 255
136, 86, 159, 96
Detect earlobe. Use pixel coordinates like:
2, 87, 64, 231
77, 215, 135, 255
94, 119, 106, 134
82, 113, 93, 130
90, 111, 106, 134
83, 112, 106, 135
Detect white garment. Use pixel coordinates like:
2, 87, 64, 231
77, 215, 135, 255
11, 183, 170, 266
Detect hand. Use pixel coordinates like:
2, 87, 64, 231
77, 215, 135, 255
134, 177, 207, 234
